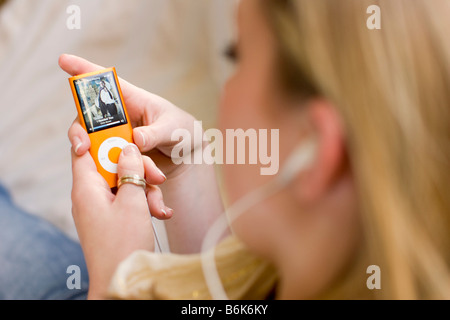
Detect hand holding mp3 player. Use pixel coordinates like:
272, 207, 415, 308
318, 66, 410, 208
69, 68, 133, 189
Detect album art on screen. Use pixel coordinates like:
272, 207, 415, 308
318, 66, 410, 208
73, 71, 128, 133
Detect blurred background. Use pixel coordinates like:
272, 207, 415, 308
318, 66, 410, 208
0, 0, 236, 244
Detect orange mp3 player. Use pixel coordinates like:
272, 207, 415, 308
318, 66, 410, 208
69, 68, 133, 189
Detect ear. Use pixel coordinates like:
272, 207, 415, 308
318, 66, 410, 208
297, 99, 346, 204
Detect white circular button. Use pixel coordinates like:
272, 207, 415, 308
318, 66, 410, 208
98, 137, 129, 174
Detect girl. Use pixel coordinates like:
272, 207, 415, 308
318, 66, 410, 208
59, 0, 450, 299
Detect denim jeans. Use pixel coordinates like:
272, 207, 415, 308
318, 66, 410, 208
0, 185, 88, 300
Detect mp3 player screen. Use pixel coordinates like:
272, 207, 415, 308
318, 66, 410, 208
73, 71, 128, 133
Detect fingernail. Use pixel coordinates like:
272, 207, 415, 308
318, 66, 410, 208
123, 144, 140, 156
163, 207, 174, 217
139, 131, 146, 148
157, 168, 167, 181
160, 200, 167, 216
73, 137, 83, 154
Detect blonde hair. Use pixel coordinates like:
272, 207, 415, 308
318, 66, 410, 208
262, 0, 450, 299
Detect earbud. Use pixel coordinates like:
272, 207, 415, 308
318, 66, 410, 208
276, 138, 318, 186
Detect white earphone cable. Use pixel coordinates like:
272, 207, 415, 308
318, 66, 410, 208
200, 139, 317, 300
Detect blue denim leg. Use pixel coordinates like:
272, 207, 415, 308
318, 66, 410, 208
0, 185, 89, 300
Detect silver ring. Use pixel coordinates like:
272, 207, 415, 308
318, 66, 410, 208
117, 174, 147, 191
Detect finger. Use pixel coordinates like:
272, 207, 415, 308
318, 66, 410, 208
59, 54, 135, 96
143, 156, 167, 185
133, 110, 196, 154
59, 54, 138, 96
68, 118, 91, 156
59, 54, 105, 77
133, 124, 164, 153
146, 185, 173, 220
59, 54, 157, 125
115, 144, 147, 203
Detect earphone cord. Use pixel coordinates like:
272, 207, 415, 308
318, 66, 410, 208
201, 177, 284, 300
151, 218, 163, 252
200, 138, 317, 300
